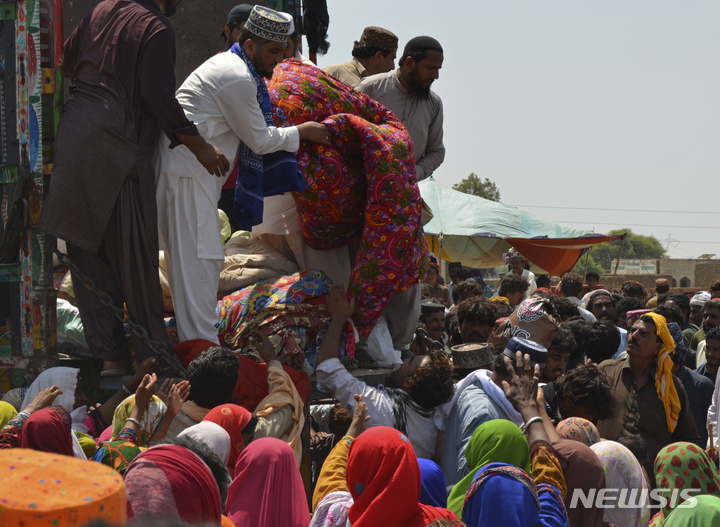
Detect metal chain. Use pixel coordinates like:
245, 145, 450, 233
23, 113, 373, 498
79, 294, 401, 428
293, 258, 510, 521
53, 248, 188, 378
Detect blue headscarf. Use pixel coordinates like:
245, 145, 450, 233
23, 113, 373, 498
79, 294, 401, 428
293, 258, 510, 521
462, 463, 540, 527
229, 44, 305, 230
418, 458, 448, 508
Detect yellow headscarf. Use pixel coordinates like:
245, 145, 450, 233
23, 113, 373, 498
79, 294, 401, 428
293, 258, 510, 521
489, 296, 510, 306
643, 312, 681, 433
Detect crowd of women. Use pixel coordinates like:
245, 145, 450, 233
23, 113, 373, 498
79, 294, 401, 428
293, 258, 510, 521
2, 348, 720, 527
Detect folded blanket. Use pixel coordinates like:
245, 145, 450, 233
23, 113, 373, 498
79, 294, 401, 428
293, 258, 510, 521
268, 60, 428, 338
219, 235, 298, 293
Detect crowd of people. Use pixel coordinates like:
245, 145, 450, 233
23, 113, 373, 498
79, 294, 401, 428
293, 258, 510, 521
4, 0, 720, 525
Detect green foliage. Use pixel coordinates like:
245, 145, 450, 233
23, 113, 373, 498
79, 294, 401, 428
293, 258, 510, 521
569, 252, 605, 277
452, 173, 501, 202
587, 229, 666, 271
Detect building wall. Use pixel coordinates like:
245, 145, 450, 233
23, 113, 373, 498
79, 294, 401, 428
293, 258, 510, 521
695, 262, 720, 289
658, 259, 697, 288
63, 0, 271, 86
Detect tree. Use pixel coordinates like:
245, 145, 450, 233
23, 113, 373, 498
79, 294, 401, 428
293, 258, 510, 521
587, 229, 666, 272
569, 252, 605, 277
452, 173, 500, 202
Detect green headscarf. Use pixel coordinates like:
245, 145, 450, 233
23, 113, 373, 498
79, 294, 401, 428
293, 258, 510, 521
650, 442, 720, 526
661, 494, 720, 527
447, 419, 531, 517
111, 395, 166, 446
0, 401, 17, 428
74, 431, 98, 458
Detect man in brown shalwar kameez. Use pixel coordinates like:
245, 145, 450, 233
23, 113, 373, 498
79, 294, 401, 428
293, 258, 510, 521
40, 0, 229, 374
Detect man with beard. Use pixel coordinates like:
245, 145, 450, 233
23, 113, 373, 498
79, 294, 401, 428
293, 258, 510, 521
586, 289, 627, 357
419, 300, 446, 344
457, 298, 497, 344
356, 36, 445, 181
325, 27, 398, 87
155, 6, 331, 343
692, 299, 720, 369
597, 313, 699, 469
40, 0, 229, 374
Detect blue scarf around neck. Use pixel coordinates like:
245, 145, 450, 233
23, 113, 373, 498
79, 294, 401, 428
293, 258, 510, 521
229, 44, 304, 230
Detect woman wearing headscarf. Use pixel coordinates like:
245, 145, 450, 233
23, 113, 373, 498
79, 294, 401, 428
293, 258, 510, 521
124, 443, 222, 524
0, 401, 17, 428
419, 459, 449, 508
346, 426, 457, 527
591, 440, 650, 527
446, 419, 531, 516
94, 375, 190, 474
553, 439, 606, 527
226, 437, 310, 527
556, 417, 601, 447
179, 421, 232, 465
660, 494, 720, 526
204, 403, 253, 477
21, 367, 90, 430
0, 385, 85, 458
458, 354, 569, 527
310, 396, 456, 527
650, 442, 720, 526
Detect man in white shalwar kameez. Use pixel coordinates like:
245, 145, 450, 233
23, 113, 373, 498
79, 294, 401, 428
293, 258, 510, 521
155, 5, 330, 343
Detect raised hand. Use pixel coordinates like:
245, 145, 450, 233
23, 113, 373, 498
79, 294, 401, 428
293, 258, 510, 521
156, 377, 175, 405
134, 373, 158, 411
501, 352, 541, 417
326, 284, 355, 321
24, 386, 63, 414
166, 380, 191, 417
249, 330, 277, 364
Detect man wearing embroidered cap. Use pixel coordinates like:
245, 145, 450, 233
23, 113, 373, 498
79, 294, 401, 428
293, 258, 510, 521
156, 5, 331, 344
325, 26, 398, 87
597, 312, 699, 468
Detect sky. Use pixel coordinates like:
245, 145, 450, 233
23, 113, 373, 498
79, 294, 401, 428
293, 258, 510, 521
309, 0, 720, 261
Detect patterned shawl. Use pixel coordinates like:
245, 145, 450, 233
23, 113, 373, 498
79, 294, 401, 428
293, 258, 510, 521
111, 395, 166, 446
268, 60, 429, 338
556, 417, 601, 447
643, 312, 681, 433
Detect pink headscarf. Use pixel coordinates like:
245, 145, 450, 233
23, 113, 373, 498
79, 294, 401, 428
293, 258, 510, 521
225, 437, 309, 527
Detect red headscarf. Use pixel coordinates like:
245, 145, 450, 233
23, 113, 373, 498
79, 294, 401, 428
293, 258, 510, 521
124, 444, 222, 525
346, 426, 457, 527
204, 404, 252, 477
225, 437, 309, 527
20, 406, 74, 456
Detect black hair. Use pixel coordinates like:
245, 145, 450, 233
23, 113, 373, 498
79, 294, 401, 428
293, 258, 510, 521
163, 435, 232, 509
704, 299, 720, 313
457, 269, 475, 280
560, 273, 584, 298
549, 327, 577, 356
615, 297, 646, 320
242, 414, 258, 435
586, 272, 600, 281
616, 434, 649, 465
351, 41, 394, 59
584, 321, 621, 364
656, 283, 671, 294
448, 262, 463, 270
444, 310, 461, 345
406, 350, 454, 411
536, 274, 551, 289
554, 362, 616, 421
561, 316, 593, 365
621, 280, 646, 299
549, 296, 581, 321
452, 280, 484, 304
705, 327, 720, 343
237, 27, 271, 50
665, 293, 690, 317
490, 299, 512, 319
653, 304, 684, 327
225, 20, 243, 43
457, 298, 498, 328
711, 280, 720, 293
188, 347, 239, 409
498, 274, 530, 297
587, 290, 614, 314
399, 36, 443, 68
493, 353, 512, 379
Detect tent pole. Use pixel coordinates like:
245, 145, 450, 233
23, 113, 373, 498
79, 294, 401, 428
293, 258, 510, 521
610, 234, 627, 291
583, 249, 590, 278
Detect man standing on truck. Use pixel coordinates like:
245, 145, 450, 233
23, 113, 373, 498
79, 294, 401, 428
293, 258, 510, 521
40, 0, 228, 375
